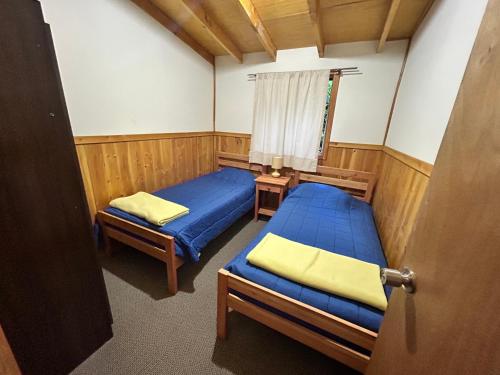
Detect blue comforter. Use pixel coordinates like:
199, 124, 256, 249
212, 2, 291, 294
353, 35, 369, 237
105, 168, 256, 261
225, 182, 389, 332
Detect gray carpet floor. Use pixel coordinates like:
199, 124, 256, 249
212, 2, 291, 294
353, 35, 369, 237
72, 213, 358, 375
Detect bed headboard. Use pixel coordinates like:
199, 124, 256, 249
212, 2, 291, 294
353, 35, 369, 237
295, 165, 377, 203
216, 152, 263, 174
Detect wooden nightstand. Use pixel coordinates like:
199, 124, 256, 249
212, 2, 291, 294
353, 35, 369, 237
254, 175, 291, 221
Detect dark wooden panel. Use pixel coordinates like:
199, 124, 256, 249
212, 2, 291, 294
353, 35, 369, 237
0, 1, 112, 374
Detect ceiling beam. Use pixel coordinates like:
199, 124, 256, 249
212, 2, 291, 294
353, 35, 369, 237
236, 0, 277, 62
131, 0, 214, 65
307, 0, 325, 58
181, 0, 243, 63
377, 0, 402, 53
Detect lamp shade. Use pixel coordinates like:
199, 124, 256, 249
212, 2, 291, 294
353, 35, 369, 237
271, 156, 283, 170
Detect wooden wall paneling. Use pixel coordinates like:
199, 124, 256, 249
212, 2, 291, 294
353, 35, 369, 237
76, 145, 98, 220
74, 131, 214, 144
372, 151, 430, 267
214, 132, 252, 155
75, 129, 430, 270
322, 144, 383, 174
198, 135, 215, 175
214, 132, 382, 174
75, 134, 215, 221
383, 146, 432, 177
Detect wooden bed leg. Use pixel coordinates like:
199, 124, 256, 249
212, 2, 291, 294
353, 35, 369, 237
96, 213, 113, 256
165, 238, 178, 295
217, 269, 229, 339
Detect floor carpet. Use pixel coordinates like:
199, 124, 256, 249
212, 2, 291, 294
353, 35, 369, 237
72, 213, 358, 375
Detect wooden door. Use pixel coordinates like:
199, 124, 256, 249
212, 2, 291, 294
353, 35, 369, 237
367, 1, 500, 374
0, 1, 113, 374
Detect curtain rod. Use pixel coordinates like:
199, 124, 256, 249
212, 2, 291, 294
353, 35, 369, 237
247, 67, 361, 81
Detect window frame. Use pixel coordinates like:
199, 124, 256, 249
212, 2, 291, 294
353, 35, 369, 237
319, 72, 341, 160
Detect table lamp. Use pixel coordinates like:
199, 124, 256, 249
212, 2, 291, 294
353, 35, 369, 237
271, 156, 283, 178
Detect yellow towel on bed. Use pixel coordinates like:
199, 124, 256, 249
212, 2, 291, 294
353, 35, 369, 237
109, 192, 189, 226
246, 233, 387, 311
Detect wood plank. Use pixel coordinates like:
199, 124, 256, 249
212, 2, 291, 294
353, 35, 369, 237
300, 173, 368, 191
0, 324, 20, 375
332, 142, 382, 151
307, 0, 325, 57
97, 211, 172, 245
213, 131, 251, 138
255, 174, 290, 186
76, 135, 214, 222
217, 270, 229, 338
382, 39, 410, 144
226, 270, 377, 350
181, 0, 243, 63
383, 146, 433, 177
74, 131, 214, 145
218, 159, 250, 170
257, 207, 275, 217
215, 151, 249, 162
236, 0, 277, 61
377, 0, 402, 52
316, 165, 376, 180
215, 133, 252, 155
75, 146, 98, 220
227, 294, 369, 373
130, 0, 214, 65
143, 0, 432, 55
105, 226, 168, 262
214, 133, 383, 171
372, 152, 429, 267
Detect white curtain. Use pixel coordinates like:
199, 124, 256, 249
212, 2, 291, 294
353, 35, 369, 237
249, 69, 330, 172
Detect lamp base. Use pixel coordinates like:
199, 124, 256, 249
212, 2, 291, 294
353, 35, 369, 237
272, 170, 280, 178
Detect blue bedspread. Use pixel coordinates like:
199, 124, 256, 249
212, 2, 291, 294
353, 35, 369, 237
225, 183, 389, 332
105, 168, 255, 262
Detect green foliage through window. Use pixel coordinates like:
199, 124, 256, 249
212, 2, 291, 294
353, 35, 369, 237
319, 79, 334, 154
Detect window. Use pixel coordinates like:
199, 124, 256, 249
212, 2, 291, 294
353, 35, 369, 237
318, 73, 340, 160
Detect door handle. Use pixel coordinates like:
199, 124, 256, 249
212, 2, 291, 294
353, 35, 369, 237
380, 267, 416, 293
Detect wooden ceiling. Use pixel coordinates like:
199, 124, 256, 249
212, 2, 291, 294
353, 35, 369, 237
132, 0, 435, 65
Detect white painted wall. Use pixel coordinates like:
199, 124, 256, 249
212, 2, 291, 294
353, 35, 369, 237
215, 40, 407, 144
41, 0, 214, 136
385, 0, 488, 164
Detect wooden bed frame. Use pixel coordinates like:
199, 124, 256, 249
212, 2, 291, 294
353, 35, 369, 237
217, 166, 378, 373
97, 152, 261, 295
293, 165, 377, 203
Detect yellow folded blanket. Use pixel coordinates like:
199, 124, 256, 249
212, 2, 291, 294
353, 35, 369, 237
246, 233, 387, 311
110, 192, 189, 226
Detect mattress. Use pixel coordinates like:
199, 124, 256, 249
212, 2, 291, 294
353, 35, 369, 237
105, 167, 256, 261
225, 182, 389, 332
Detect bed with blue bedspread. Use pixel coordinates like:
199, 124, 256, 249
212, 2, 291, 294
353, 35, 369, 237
98, 164, 256, 294
225, 182, 388, 332
217, 174, 386, 372
105, 167, 255, 262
